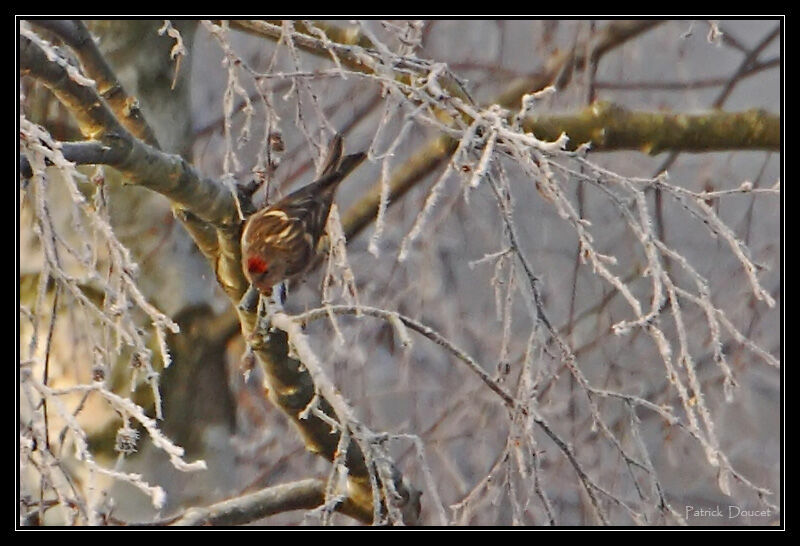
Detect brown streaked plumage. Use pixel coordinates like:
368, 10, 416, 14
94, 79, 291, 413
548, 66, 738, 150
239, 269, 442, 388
241, 135, 366, 295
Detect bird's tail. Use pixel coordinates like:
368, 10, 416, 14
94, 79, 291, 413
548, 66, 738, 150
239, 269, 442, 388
286, 134, 367, 200
313, 151, 367, 194
319, 133, 344, 177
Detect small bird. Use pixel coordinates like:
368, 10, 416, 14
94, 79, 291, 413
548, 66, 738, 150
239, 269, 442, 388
241, 134, 366, 296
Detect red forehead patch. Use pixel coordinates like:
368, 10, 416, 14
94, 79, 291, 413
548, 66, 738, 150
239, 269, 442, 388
247, 256, 269, 274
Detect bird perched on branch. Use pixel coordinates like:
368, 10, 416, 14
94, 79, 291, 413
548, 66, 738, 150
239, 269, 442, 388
241, 134, 366, 296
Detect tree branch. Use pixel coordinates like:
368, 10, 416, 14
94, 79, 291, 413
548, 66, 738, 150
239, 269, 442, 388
524, 104, 779, 154
20, 33, 239, 230
171, 479, 371, 526
29, 19, 161, 147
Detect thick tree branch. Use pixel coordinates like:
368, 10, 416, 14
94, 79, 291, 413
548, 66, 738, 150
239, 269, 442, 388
171, 479, 372, 525
20, 33, 239, 230
19, 140, 125, 179
234, 302, 415, 522
524, 104, 779, 154
29, 19, 161, 148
